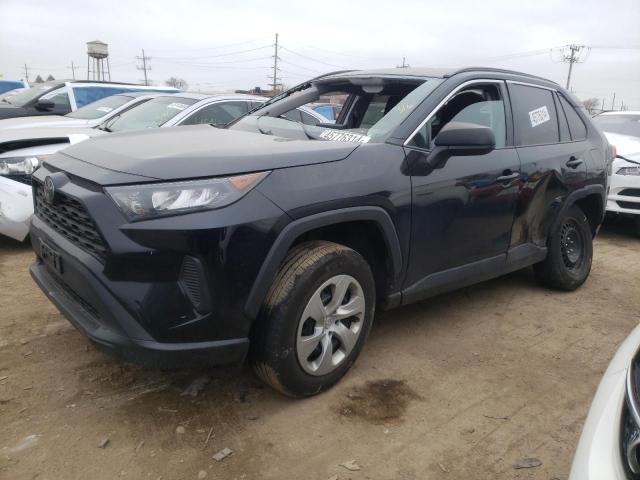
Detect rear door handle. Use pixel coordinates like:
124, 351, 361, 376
497, 172, 520, 182
566, 157, 584, 168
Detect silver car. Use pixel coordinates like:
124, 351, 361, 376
570, 324, 640, 479
0, 91, 161, 131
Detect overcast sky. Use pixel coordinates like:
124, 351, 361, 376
1, 0, 639, 108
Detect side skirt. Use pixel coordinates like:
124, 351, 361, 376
400, 243, 547, 306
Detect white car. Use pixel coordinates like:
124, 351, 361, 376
569, 324, 640, 480
0, 91, 161, 130
0, 93, 327, 241
593, 112, 640, 236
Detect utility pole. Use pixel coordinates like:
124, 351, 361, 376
136, 49, 151, 86
22, 63, 31, 83
561, 44, 586, 90
67, 61, 79, 80
396, 57, 409, 68
270, 33, 281, 94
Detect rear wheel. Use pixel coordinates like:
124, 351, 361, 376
250, 241, 375, 397
535, 204, 593, 291
635, 217, 640, 237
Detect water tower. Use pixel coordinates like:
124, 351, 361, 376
86, 40, 111, 81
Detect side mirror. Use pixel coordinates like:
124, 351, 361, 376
34, 99, 55, 111
426, 121, 495, 168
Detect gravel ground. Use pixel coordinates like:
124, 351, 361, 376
1, 219, 639, 480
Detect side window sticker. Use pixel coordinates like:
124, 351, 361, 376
529, 106, 550, 128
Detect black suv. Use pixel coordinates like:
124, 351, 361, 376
29, 67, 610, 396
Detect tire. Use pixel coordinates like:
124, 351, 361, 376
534, 204, 593, 291
250, 241, 375, 397
635, 217, 640, 238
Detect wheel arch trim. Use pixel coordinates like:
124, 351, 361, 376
551, 184, 606, 235
244, 206, 403, 319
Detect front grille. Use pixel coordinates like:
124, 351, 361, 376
620, 189, 640, 198
34, 181, 108, 261
618, 201, 640, 211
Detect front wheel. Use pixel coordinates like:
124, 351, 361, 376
250, 241, 375, 397
534, 205, 593, 291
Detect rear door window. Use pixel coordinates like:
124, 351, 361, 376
554, 93, 571, 142
510, 84, 560, 146
558, 94, 587, 140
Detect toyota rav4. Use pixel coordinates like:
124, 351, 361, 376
29, 67, 611, 396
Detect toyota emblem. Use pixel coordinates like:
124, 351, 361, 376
44, 176, 55, 203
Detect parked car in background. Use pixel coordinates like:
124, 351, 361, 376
0, 91, 162, 131
569, 324, 640, 480
0, 81, 178, 120
0, 88, 28, 102
28, 67, 610, 397
0, 93, 325, 241
0, 79, 28, 95
310, 102, 342, 121
593, 111, 640, 235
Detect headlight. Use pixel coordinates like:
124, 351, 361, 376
106, 171, 270, 221
617, 166, 640, 176
0, 155, 46, 176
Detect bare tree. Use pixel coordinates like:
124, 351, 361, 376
165, 77, 188, 90
582, 97, 599, 114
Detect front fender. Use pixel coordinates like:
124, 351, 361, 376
244, 206, 403, 319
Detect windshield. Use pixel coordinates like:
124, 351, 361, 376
2, 84, 56, 106
230, 77, 442, 143
106, 96, 197, 132
66, 94, 134, 120
593, 114, 640, 139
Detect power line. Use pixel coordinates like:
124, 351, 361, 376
154, 45, 272, 61
279, 46, 349, 69
279, 58, 323, 74
136, 49, 151, 86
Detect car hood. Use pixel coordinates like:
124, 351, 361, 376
0, 115, 85, 130
57, 125, 360, 184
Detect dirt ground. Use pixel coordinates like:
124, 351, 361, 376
1, 220, 639, 480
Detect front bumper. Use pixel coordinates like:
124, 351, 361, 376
0, 176, 33, 241
30, 254, 249, 368
607, 171, 640, 216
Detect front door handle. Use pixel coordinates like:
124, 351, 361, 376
497, 172, 520, 182
566, 157, 584, 168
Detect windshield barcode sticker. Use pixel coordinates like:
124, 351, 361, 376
319, 130, 370, 143
167, 102, 189, 110
529, 106, 550, 128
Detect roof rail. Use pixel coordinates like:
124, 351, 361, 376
448, 67, 559, 86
